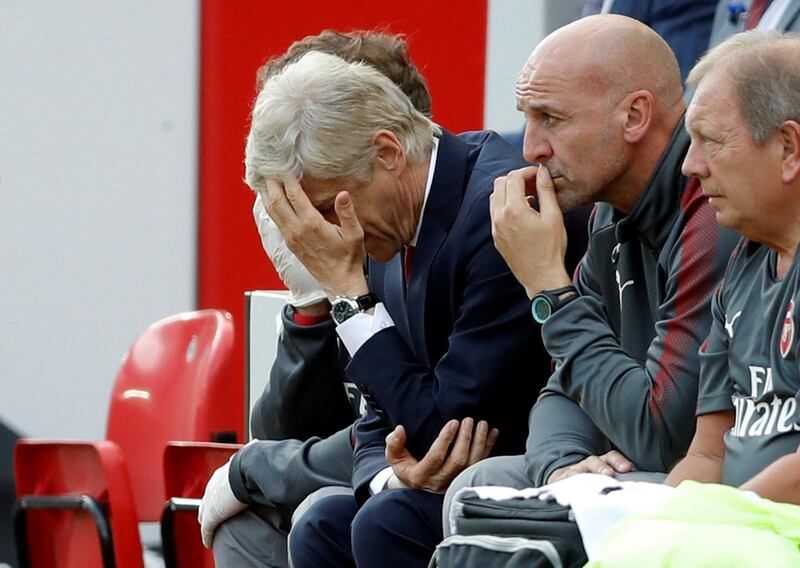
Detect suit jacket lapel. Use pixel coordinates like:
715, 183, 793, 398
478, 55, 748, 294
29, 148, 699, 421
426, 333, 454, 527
407, 131, 471, 366
382, 251, 411, 342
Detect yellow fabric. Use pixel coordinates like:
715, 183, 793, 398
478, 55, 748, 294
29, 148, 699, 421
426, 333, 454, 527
587, 481, 800, 567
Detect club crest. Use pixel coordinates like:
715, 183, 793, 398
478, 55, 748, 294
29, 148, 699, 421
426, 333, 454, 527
780, 299, 795, 359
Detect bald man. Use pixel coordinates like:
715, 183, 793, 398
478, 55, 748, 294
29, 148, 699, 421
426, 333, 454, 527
445, 14, 738, 532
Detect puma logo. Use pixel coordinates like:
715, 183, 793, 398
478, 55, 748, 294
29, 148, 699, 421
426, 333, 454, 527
615, 270, 634, 309
725, 310, 742, 338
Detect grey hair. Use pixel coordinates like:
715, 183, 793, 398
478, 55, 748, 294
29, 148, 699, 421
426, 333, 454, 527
244, 50, 441, 190
687, 30, 800, 144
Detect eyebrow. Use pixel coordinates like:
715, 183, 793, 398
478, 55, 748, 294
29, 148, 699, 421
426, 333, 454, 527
516, 100, 560, 115
683, 108, 699, 135
685, 116, 718, 139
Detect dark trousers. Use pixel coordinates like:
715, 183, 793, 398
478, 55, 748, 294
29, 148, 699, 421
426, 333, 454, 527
290, 489, 444, 568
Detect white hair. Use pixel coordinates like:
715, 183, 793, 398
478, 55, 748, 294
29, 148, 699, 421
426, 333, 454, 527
688, 31, 800, 144
244, 50, 440, 190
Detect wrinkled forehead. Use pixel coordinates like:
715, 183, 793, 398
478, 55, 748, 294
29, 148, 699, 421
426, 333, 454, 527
516, 50, 558, 88
515, 49, 605, 107
686, 69, 737, 130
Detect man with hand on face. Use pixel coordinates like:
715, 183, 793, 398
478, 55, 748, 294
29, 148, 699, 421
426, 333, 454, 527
667, 31, 800, 503
228, 48, 546, 568
201, 32, 451, 568
249, 30, 435, 445
445, 14, 739, 521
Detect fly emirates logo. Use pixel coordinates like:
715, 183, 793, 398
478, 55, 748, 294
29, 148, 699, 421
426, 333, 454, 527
731, 365, 800, 437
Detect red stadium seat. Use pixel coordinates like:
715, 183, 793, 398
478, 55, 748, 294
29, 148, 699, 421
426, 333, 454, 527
161, 442, 241, 568
14, 441, 141, 568
13, 309, 236, 568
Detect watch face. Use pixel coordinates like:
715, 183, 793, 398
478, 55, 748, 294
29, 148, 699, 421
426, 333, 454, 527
531, 296, 553, 324
332, 300, 358, 323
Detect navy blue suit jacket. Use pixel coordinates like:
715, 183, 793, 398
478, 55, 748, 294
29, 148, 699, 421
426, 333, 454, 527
347, 130, 549, 502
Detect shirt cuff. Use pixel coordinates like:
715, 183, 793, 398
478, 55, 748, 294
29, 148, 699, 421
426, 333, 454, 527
369, 466, 395, 495
336, 302, 395, 356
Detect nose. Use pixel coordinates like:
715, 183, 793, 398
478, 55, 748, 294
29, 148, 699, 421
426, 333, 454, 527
522, 120, 553, 164
681, 138, 710, 180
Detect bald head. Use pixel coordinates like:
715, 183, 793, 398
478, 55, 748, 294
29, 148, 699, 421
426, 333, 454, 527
524, 14, 683, 113
515, 14, 685, 213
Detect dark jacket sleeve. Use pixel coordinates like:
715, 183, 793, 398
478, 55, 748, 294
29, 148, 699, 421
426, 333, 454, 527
533, 194, 738, 473
526, 391, 612, 486
250, 304, 355, 442
229, 425, 354, 507
351, 409, 392, 503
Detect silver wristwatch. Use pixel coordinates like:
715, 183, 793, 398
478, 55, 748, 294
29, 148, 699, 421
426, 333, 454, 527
330, 292, 380, 324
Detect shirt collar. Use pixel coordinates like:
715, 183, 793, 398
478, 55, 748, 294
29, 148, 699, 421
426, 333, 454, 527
408, 136, 439, 247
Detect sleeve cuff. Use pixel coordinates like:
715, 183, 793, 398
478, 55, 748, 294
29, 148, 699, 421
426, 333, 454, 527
336, 302, 395, 356
291, 310, 332, 326
696, 393, 734, 416
369, 466, 395, 495
228, 449, 252, 504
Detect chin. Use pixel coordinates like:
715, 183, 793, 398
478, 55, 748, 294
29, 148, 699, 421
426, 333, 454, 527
365, 242, 400, 263
713, 210, 739, 230
369, 251, 395, 262
556, 187, 590, 213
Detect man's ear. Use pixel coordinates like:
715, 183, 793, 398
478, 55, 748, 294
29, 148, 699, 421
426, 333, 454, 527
779, 120, 800, 185
372, 130, 406, 175
621, 90, 654, 144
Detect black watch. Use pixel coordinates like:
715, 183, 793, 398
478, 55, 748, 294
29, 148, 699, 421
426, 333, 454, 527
530, 285, 578, 324
330, 292, 380, 324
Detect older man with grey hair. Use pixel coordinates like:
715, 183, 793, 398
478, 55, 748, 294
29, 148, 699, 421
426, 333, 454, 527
665, 31, 800, 503
579, 31, 800, 566
210, 49, 548, 568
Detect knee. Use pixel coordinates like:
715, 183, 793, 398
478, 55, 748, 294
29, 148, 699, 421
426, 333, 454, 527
351, 490, 397, 543
290, 496, 340, 550
212, 510, 252, 552
456, 456, 517, 489
289, 494, 356, 568
211, 509, 285, 568
443, 455, 529, 538
352, 490, 444, 566
351, 490, 423, 553
442, 463, 494, 539
445, 457, 510, 513
351, 491, 401, 562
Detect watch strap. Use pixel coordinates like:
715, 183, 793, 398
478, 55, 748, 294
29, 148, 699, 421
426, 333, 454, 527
530, 285, 578, 323
354, 292, 380, 311
544, 285, 578, 306
331, 292, 380, 324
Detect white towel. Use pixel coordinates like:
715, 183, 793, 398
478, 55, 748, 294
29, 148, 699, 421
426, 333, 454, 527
453, 473, 675, 559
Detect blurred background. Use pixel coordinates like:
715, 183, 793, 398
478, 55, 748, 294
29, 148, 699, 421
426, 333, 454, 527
0, 1, 584, 563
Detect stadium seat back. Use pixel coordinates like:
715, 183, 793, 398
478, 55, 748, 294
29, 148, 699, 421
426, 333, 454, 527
14, 440, 142, 568
106, 309, 235, 521
161, 442, 240, 568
